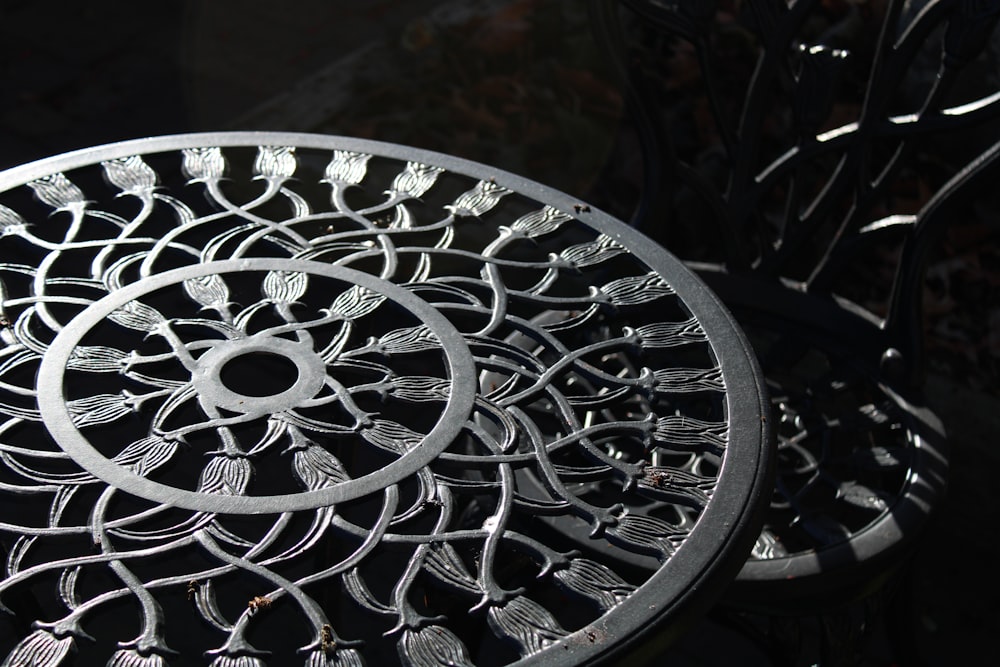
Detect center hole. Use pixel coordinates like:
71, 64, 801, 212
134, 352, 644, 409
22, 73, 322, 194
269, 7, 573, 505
220, 352, 299, 397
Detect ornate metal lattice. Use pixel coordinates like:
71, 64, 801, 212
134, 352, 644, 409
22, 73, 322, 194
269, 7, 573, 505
738, 321, 930, 561
590, 0, 994, 589
0, 134, 768, 665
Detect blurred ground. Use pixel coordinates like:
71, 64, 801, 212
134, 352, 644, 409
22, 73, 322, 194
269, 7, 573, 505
0, 0, 997, 664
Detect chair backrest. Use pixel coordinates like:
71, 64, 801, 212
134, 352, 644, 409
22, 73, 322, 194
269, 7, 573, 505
593, 0, 1000, 395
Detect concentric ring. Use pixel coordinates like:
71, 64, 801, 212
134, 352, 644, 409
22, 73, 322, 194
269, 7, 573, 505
37, 258, 477, 514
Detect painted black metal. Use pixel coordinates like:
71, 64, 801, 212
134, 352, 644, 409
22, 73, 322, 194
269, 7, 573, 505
0, 133, 771, 666
599, 0, 999, 606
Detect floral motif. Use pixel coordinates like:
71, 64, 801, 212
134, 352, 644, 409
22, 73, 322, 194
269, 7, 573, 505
102, 156, 159, 197
323, 151, 371, 187
182, 147, 227, 182
1, 630, 74, 667
0, 140, 737, 665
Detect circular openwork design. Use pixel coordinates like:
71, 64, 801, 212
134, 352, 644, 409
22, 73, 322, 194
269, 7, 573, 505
0, 133, 768, 666
37, 259, 475, 514
731, 318, 946, 594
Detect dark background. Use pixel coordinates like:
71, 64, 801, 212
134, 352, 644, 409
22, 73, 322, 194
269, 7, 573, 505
1, 0, 997, 663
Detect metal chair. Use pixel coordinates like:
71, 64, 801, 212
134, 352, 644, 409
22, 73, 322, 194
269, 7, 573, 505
589, 0, 1000, 662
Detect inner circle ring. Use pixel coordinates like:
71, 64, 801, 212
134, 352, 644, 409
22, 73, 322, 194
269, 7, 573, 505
37, 258, 478, 514
193, 335, 327, 415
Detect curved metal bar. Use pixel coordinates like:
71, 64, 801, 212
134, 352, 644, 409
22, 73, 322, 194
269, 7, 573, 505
886, 138, 1000, 389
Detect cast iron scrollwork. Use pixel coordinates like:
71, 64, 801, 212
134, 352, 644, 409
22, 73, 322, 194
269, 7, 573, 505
597, 0, 994, 580
0, 135, 767, 665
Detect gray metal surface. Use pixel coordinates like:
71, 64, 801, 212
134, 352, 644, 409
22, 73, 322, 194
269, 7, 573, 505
0, 132, 769, 666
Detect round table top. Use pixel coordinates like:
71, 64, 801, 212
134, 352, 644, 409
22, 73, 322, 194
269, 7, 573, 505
0, 132, 770, 666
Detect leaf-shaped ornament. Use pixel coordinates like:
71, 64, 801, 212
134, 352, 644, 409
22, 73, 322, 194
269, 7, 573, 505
486, 597, 569, 656
398, 626, 475, 667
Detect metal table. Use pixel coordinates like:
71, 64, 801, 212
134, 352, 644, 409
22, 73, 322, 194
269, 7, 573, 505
0, 132, 770, 666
